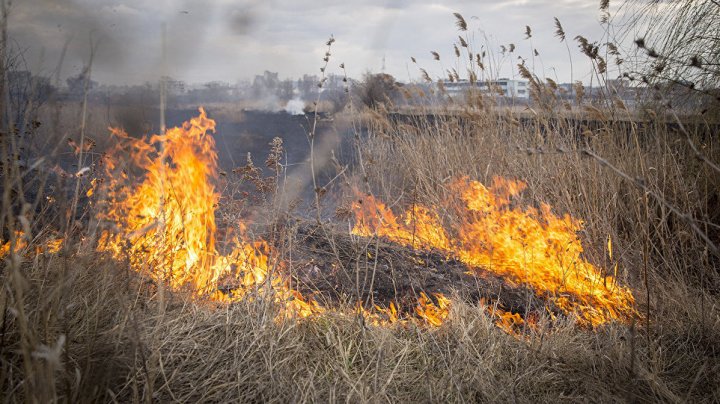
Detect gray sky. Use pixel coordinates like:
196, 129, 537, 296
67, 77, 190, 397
10, 0, 638, 85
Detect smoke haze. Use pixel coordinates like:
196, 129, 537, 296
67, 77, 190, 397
9, 0, 631, 85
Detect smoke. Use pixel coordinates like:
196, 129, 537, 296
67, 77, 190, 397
8, 0, 128, 80
9, 0, 219, 85
284, 97, 306, 115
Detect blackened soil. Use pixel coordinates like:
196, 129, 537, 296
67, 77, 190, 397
286, 223, 563, 320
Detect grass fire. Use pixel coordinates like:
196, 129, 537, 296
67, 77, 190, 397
2, 1, 720, 402
352, 176, 636, 327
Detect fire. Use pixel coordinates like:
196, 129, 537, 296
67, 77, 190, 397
357, 294, 450, 326
1, 231, 63, 259
95, 108, 321, 318
416, 292, 451, 326
490, 307, 530, 335
0, 231, 26, 258
352, 177, 636, 327
92, 108, 445, 325
90, 108, 629, 330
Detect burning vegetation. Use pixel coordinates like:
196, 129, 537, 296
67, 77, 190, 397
4, 3, 720, 401
94, 108, 322, 318
351, 177, 636, 327
83, 108, 635, 332
90, 108, 459, 326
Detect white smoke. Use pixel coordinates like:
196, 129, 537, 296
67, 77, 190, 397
284, 97, 305, 115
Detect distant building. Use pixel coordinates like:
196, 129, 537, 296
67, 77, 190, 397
555, 79, 646, 108
444, 78, 529, 99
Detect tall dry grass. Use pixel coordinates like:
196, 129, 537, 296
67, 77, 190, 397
4, 253, 718, 402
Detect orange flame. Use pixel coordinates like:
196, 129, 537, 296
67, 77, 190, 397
0, 231, 26, 258
415, 292, 451, 326
352, 177, 636, 327
93, 108, 625, 330
357, 295, 450, 326
1, 231, 63, 259
93, 108, 445, 325
95, 108, 321, 318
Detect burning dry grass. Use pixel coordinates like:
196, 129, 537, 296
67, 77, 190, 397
351, 176, 636, 327
341, 106, 720, 400
79, 108, 633, 331
3, 10, 720, 401
3, 104, 719, 401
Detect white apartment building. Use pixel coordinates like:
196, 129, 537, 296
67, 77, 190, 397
443, 78, 529, 99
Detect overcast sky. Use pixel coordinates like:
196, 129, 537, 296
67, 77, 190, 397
10, 0, 643, 85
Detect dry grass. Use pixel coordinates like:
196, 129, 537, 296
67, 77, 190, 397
3, 250, 718, 402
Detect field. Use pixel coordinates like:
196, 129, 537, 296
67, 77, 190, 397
3, 4, 720, 403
